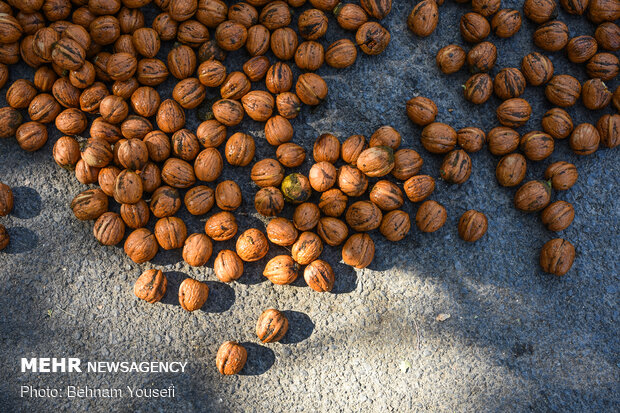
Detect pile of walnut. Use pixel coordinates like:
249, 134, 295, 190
0, 0, 395, 375
408, 0, 619, 277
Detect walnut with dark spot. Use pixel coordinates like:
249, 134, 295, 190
134, 269, 167, 303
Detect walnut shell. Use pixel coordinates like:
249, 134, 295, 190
0, 106, 23, 138
545, 161, 578, 190
341, 134, 366, 165
293, 202, 320, 231
295, 72, 327, 105
581, 78, 612, 110
254, 186, 284, 217
178, 278, 209, 311
266, 217, 298, 246
214, 250, 244, 283
281, 173, 312, 203
131, 86, 161, 118
458, 210, 488, 242
421, 123, 457, 154
468, 34, 502, 67
496, 98, 532, 127
276, 92, 302, 119
161, 158, 196, 188
236, 228, 269, 262
391, 149, 423, 180
457, 127, 485, 153
156, 99, 185, 134
369, 180, 403, 211
406, 96, 437, 126
487, 126, 520, 156
194, 148, 223, 182
569, 123, 600, 155
154, 217, 187, 250
263, 254, 299, 285
514, 180, 552, 212
313, 133, 340, 163
533, 20, 569, 52
440, 149, 472, 184
380, 210, 410, 242
356, 21, 390, 55
540, 238, 575, 276
121, 199, 150, 229
304, 259, 335, 292
325, 38, 357, 69
369, 126, 400, 150
225, 132, 255, 166
242, 90, 274, 122
494, 67, 526, 100
319, 188, 348, 217
15, 121, 48, 152
150, 186, 181, 218
408, 0, 438, 37
520, 131, 554, 161
0, 181, 13, 216
134, 269, 167, 303
524, 0, 557, 23
93, 212, 125, 246
71, 188, 108, 220
317, 217, 348, 246
308, 161, 337, 193
205, 211, 238, 241
216, 341, 247, 375
415, 200, 447, 232
541, 201, 574, 232
251, 158, 284, 188
496, 153, 527, 187
266, 62, 293, 94
264, 115, 293, 147
256, 308, 289, 342
491, 8, 521, 38
460, 12, 490, 43
335, 3, 368, 31
545, 75, 581, 107
337, 165, 368, 197
542, 108, 573, 139
521, 52, 554, 86
436, 44, 466, 74
342, 233, 374, 269
184, 185, 214, 216
597, 113, 620, 148
404, 175, 435, 203
0, 224, 8, 251
566, 35, 598, 63
114, 169, 143, 205
124, 228, 158, 263
216, 180, 242, 211
346, 201, 382, 232
243, 56, 270, 82
464, 73, 493, 104
291, 231, 323, 265
183, 233, 213, 267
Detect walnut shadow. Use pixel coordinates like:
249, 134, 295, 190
238, 342, 275, 376
3, 227, 38, 254
280, 310, 315, 345
201, 281, 235, 313
9, 186, 42, 219
159, 271, 185, 307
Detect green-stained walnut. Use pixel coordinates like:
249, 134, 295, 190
281, 173, 312, 204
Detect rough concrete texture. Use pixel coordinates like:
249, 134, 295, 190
0, 0, 619, 411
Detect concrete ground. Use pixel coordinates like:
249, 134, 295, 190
0, 1, 618, 412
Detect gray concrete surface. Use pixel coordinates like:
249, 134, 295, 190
1, 1, 619, 412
